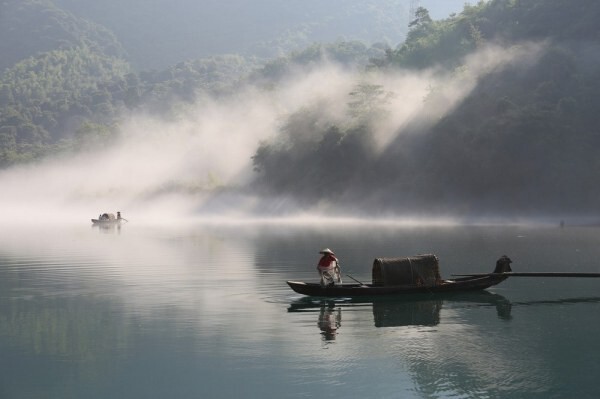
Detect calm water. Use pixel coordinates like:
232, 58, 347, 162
1, 222, 600, 399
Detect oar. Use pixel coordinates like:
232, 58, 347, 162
452, 272, 600, 278
346, 274, 368, 286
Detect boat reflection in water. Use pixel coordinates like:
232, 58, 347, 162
372, 298, 442, 327
91, 221, 122, 233
289, 291, 513, 339
373, 291, 513, 327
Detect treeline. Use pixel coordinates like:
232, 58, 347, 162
0, 0, 386, 168
251, 0, 600, 215
383, 0, 600, 69
383, 0, 600, 213
251, 41, 388, 82
0, 48, 263, 165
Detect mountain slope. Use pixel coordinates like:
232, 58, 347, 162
250, 0, 600, 216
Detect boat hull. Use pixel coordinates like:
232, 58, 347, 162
91, 219, 121, 224
287, 275, 507, 298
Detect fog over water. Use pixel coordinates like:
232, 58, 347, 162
0, 42, 546, 226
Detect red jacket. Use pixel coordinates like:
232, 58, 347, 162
318, 254, 338, 269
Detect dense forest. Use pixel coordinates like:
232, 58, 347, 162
0, 0, 388, 166
251, 0, 600, 216
2, 0, 600, 216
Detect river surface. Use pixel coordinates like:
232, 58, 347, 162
1, 222, 600, 398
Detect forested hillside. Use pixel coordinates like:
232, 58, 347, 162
251, 0, 600, 216
3, 0, 600, 217
0, 0, 126, 72
0, 0, 384, 167
391, 0, 600, 214
0, 0, 129, 164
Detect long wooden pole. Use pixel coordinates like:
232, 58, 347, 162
346, 274, 367, 285
452, 272, 600, 278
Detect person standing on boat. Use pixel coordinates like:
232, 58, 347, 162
317, 248, 342, 287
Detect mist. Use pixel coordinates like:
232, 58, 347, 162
0, 42, 546, 226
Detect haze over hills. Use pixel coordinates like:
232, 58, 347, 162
52, 0, 402, 69
1, 0, 600, 222
51, 0, 467, 69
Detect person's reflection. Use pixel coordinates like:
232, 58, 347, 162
318, 302, 341, 341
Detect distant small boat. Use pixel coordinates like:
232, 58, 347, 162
91, 212, 126, 225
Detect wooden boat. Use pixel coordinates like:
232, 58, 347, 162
91, 212, 126, 225
287, 274, 509, 297
288, 254, 512, 298
287, 254, 600, 298
91, 218, 121, 225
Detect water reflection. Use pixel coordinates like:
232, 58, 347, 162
0, 293, 130, 362
91, 223, 122, 234
510, 296, 600, 307
289, 292, 514, 338
317, 303, 342, 341
288, 293, 600, 343
372, 298, 442, 327
3, 224, 600, 398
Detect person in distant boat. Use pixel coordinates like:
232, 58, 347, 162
317, 248, 342, 287
116, 211, 128, 222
